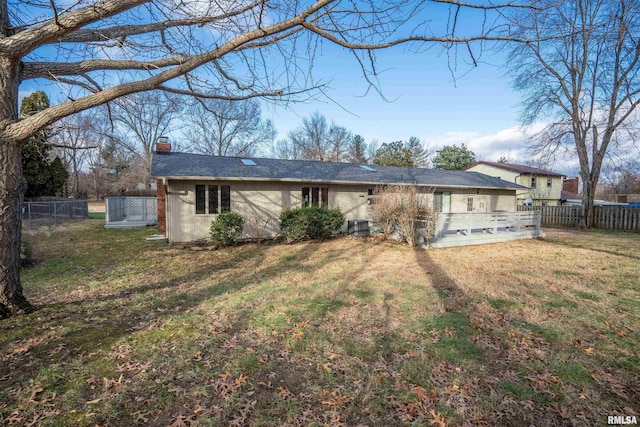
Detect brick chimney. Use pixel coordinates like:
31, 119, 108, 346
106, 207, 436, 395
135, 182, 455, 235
563, 177, 579, 194
155, 136, 171, 153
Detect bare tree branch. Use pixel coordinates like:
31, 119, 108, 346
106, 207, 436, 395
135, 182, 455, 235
0, 0, 147, 56
21, 57, 188, 80
7, 0, 334, 140
54, 1, 262, 44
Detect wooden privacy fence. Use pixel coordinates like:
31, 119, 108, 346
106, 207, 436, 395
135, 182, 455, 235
517, 205, 582, 227
518, 205, 640, 231
428, 211, 542, 248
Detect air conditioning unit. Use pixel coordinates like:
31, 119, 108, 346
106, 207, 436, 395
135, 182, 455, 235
347, 220, 370, 237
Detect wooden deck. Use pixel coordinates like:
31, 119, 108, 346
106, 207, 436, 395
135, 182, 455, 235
429, 211, 543, 248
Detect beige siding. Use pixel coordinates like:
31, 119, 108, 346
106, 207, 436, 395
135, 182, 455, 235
466, 164, 563, 206
466, 164, 520, 183
447, 188, 516, 212
166, 180, 301, 242
165, 180, 517, 242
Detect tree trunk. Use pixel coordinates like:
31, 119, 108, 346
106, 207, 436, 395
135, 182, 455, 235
0, 56, 36, 318
0, 138, 35, 317
580, 175, 598, 228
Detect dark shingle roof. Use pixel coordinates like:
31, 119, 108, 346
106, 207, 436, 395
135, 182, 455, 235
561, 190, 580, 200
151, 152, 527, 190
465, 161, 565, 177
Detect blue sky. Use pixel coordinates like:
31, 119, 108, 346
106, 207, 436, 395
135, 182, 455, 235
17, 2, 582, 176
262, 41, 552, 167
19, 39, 560, 171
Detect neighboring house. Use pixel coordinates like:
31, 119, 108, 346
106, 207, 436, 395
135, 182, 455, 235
561, 177, 628, 206
465, 161, 565, 206
151, 145, 527, 242
604, 194, 640, 205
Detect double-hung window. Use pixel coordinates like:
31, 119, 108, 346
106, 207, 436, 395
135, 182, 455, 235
302, 187, 329, 207
195, 184, 230, 214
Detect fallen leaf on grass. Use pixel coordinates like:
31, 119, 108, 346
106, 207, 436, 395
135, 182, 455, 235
86, 398, 101, 405
318, 363, 332, 373
29, 387, 44, 401
584, 347, 595, 355
132, 410, 149, 422
276, 386, 293, 400
429, 409, 446, 427
235, 373, 247, 386
169, 414, 196, 427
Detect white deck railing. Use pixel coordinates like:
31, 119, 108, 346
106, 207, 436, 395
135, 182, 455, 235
429, 211, 542, 248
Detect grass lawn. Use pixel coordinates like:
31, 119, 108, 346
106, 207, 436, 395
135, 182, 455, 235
87, 212, 105, 220
1, 222, 639, 426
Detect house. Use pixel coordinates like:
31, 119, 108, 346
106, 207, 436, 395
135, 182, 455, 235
465, 161, 565, 206
561, 177, 628, 206
151, 145, 527, 242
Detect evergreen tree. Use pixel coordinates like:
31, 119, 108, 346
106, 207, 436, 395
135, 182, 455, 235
19, 92, 69, 197
406, 136, 431, 167
348, 134, 368, 164
373, 141, 415, 167
433, 144, 476, 170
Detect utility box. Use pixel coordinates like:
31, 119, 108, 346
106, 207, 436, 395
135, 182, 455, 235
347, 220, 370, 237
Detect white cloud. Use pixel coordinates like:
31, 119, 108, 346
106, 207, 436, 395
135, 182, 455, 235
430, 125, 543, 162
426, 123, 583, 175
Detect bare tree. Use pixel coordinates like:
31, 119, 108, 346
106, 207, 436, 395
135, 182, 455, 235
185, 98, 274, 157
370, 185, 435, 246
272, 138, 303, 160
507, 0, 640, 227
326, 124, 351, 162
600, 159, 640, 197
0, 0, 538, 316
278, 112, 352, 161
100, 91, 182, 187
299, 112, 331, 161
52, 112, 100, 197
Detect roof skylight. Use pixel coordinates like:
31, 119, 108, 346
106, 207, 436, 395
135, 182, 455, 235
241, 158, 257, 166
359, 165, 377, 172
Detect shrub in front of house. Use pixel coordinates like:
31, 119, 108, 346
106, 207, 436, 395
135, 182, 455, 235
370, 184, 437, 246
210, 212, 245, 247
279, 206, 345, 242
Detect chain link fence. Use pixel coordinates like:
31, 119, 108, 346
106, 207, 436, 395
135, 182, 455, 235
22, 200, 89, 227
105, 197, 157, 225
